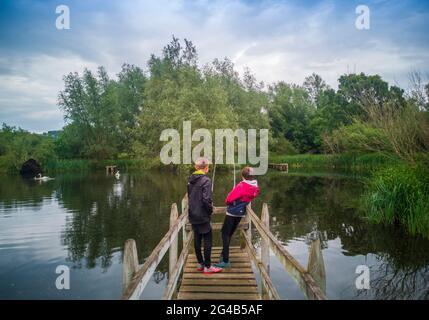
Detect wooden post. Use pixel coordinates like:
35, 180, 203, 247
181, 195, 188, 245
261, 203, 270, 299
307, 235, 326, 295
169, 203, 179, 278
123, 239, 139, 294
241, 204, 252, 249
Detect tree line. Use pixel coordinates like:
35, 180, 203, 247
1, 37, 428, 172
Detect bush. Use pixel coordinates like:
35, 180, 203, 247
323, 122, 391, 154
363, 164, 429, 238
270, 136, 298, 155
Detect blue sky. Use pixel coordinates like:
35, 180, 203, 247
0, 0, 428, 132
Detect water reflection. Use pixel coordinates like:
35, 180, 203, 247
1, 170, 429, 299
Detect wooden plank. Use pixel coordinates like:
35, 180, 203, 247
182, 273, 256, 280
179, 286, 258, 293
180, 279, 257, 287
188, 252, 247, 258
184, 267, 253, 273
177, 292, 260, 300
122, 239, 139, 295
186, 262, 251, 268
186, 222, 248, 231
211, 246, 240, 250
187, 254, 248, 261
169, 204, 179, 277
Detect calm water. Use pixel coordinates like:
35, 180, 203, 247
0, 169, 428, 300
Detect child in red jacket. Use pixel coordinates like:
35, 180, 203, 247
215, 167, 260, 268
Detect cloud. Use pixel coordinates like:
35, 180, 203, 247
0, 0, 428, 132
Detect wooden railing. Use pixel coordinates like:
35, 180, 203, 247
122, 197, 190, 300
121, 195, 326, 300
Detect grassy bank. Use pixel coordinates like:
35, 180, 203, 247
270, 153, 400, 171
362, 164, 429, 238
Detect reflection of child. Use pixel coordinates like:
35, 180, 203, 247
187, 157, 222, 274
216, 167, 260, 268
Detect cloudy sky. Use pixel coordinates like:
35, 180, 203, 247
0, 0, 428, 132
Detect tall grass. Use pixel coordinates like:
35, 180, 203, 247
269, 152, 398, 171
362, 164, 429, 238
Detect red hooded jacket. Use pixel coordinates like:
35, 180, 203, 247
225, 179, 260, 205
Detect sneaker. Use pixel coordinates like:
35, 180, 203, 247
214, 260, 231, 268
196, 263, 204, 271
203, 266, 223, 274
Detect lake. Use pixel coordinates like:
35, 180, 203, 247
1, 169, 428, 299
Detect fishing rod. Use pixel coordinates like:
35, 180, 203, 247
211, 160, 216, 192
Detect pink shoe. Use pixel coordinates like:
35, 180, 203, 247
203, 266, 223, 274
196, 263, 204, 271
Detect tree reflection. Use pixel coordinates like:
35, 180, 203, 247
58, 171, 188, 271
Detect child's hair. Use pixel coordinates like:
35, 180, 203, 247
195, 157, 209, 170
241, 167, 255, 180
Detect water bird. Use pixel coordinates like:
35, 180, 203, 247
34, 173, 54, 181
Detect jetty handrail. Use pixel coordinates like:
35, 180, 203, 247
246, 204, 327, 300
162, 231, 193, 299
240, 229, 280, 300
122, 197, 189, 300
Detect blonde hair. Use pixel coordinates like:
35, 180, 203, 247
195, 157, 209, 170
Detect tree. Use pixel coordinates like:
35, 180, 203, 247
303, 73, 328, 106
268, 82, 318, 153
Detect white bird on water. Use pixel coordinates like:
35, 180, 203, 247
115, 171, 120, 179
34, 173, 54, 181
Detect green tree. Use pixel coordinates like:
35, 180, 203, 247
268, 82, 318, 153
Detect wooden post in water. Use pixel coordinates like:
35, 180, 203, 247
307, 234, 326, 295
261, 203, 270, 299
123, 239, 139, 294
169, 203, 179, 277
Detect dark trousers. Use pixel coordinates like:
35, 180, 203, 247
221, 215, 242, 263
194, 229, 212, 268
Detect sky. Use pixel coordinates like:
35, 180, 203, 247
0, 0, 428, 132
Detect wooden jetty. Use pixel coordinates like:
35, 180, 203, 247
121, 195, 326, 300
269, 163, 289, 172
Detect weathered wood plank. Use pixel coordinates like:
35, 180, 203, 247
186, 262, 251, 268
187, 257, 249, 263
180, 279, 257, 287
186, 222, 248, 231
184, 267, 253, 273
122, 239, 139, 295
169, 204, 179, 277
177, 292, 260, 300
182, 273, 256, 280
179, 286, 259, 293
